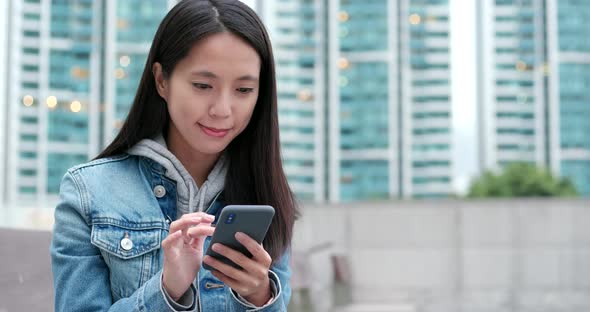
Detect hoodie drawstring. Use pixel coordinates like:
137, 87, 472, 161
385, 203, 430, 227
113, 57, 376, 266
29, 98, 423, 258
198, 182, 208, 212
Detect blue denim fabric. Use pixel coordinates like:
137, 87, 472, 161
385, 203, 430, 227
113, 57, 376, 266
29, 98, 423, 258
50, 154, 291, 311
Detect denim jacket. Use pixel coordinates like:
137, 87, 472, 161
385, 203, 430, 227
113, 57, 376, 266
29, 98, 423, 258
50, 154, 291, 311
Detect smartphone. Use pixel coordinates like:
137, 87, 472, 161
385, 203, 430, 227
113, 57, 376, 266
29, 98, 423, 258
203, 205, 275, 271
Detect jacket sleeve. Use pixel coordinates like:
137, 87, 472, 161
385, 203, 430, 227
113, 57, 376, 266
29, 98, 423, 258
50, 170, 196, 312
226, 249, 292, 311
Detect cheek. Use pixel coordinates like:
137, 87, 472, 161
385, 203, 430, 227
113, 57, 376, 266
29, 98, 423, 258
167, 88, 205, 123
235, 98, 258, 130
166, 97, 188, 120
167, 105, 186, 127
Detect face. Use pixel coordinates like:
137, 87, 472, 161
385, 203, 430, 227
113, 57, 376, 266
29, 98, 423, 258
154, 32, 261, 159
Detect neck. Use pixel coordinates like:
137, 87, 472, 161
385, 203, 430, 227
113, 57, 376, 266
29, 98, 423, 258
166, 131, 220, 187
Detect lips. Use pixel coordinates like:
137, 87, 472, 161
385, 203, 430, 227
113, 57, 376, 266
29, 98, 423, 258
199, 123, 231, 138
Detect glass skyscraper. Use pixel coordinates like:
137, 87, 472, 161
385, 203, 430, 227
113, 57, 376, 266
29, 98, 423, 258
3, 0, 100, 203
400, 0, 452, 199
1, 0, 454, 204
333, 0, 393, 201
478, 0, 590, 196
4, 0, 587, 204
264, 0, 453, 202
0, 0, 10, 204
2, 0, 173, 204
103, 0, 173, 144
478, 0, 547, 170
549, 0, 590, 196
261, 0, 326, 202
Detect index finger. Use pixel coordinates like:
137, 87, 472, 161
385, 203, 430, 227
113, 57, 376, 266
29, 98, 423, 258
169, 213, 215, 233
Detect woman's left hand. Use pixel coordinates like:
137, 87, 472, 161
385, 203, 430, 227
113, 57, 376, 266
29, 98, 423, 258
203, 232, 273, 306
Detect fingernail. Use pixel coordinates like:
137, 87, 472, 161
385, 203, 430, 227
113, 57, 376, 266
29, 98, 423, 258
212, 243, 221, 251
235, 232, 244, 239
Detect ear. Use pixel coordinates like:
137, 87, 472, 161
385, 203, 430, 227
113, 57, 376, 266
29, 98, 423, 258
152, 62, 169, 101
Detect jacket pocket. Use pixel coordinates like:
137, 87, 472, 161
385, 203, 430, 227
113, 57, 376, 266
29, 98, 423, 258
91, 221, 166, 300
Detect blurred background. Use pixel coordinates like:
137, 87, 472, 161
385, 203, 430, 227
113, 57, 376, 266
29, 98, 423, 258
0, 0, 589, 311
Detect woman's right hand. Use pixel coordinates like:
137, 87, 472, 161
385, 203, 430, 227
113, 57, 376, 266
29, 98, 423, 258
161, 212, 216, 301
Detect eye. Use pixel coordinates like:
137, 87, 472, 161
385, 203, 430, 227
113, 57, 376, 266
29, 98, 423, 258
236, 87, 254, 94
192, 83, 212, 90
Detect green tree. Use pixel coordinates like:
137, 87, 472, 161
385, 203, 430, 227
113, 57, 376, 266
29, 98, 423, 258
468, 162, 578, 198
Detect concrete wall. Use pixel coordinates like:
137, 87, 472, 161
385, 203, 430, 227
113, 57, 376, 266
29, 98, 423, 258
2, 199, 589, 311
292, 199, 590, 312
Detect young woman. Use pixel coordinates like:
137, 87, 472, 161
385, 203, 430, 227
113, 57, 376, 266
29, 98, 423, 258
50, 0, 297, 311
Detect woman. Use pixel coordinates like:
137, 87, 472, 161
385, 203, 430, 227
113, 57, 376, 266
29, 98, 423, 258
50, 0, 297, 311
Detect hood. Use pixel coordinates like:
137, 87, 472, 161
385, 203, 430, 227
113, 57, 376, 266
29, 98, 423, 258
127, 134, 227, 215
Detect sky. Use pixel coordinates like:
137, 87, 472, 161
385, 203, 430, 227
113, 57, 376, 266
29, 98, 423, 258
450, 0, 477, 194
241, 0, 256, 10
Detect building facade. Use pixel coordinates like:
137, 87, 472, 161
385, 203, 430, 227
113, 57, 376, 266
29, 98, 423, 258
477, 0, 590, 196
264, 0, 453, 202
478, 0, 547, 172
261, 0, 327, 202
2, 0, 173, 204
4, 0, 101, 203
0, 0, 11, 204
4, 0, 587, 205
103, 0, 174, 145
548, 0, 590, 196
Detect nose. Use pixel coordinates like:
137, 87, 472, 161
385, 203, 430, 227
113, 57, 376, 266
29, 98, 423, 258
209, 91, 231, 118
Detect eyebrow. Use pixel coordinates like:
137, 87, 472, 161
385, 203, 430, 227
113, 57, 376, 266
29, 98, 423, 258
190, 70, 259, 82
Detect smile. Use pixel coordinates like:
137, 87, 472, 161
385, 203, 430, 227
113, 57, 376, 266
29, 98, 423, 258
199, 124, 231, 138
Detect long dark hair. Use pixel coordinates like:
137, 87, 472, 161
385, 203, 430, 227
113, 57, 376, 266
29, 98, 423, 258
96, 0, 298, 261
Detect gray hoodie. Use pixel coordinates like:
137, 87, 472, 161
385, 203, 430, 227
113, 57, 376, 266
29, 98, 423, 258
127, 134, 227, 217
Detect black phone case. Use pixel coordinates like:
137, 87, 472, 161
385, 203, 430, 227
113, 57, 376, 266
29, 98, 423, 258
203, 205, 275, 271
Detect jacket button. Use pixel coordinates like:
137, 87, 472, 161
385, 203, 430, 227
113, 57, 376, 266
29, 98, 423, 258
120, 237, 133, 251
153, 185, 166, 198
